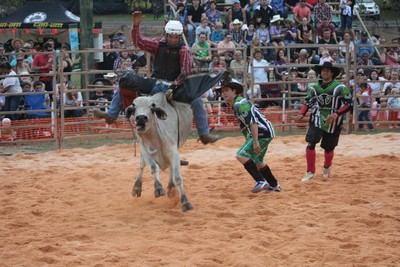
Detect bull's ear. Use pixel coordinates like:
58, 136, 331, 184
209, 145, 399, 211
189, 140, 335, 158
151, 104, 167, 120
125, 104, 136, 120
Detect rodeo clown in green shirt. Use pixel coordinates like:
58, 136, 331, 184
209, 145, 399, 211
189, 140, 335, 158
219, 79, 281, 193
298, 62, 353, 182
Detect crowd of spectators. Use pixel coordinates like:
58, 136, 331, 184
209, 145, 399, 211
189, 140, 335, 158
0, 37, 78, 120
172, 0, 396, 103
169, 0, 399, 129
0, 31, 148, 122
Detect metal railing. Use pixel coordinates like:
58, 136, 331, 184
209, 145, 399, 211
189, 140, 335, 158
0, 43, 399, 148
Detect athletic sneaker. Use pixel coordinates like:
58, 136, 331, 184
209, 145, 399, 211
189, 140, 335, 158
323, 167, 331, 178
301, 172, 315, 182
272, 184, 281, 192
261, 184, 281, 193
261, 187, 273, 193
251, 181, 269, 193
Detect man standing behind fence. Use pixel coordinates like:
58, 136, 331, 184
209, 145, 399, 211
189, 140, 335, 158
32, 42, 54, 95
0, 62, 22, 121
297, 62, 352, 181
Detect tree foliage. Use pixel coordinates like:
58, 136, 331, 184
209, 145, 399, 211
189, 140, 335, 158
123, 0, 152, 12
0, 0, 25, 17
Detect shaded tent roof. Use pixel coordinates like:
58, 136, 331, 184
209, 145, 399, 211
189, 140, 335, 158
0, 1, 100, 29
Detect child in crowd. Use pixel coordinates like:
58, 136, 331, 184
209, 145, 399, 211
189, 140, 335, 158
387, 87, 400, 128
331, 51, 340, 64
0, 118, 16, 141
21, 81, 33, 93
64, 83, 84, 118
208, 54, 226, 75
230, 19, 244, 47
196, 17, 211, 42
113, 50, 131, 71
257, 21, 270, 47
33, 80, 50, 107
357, 82, 374, 131
210, 22, 225, 46
306, 69, 317, 88
243, 23, 256, 47
219, 80, 281, 193
116, 58, 132, 77
319, 50, 333, 64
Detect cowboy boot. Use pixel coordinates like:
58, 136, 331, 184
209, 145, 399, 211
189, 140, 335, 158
93, 109, 116, 124
199, 134, 219, 145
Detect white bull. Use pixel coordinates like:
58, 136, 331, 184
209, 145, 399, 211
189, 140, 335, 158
125, 93, 193, 212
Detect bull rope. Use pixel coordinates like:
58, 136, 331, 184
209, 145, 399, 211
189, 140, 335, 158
128, 119, 137, 157
170, 100, 181, 148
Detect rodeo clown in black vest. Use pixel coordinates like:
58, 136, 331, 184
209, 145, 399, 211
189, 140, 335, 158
94, 11, 222, 144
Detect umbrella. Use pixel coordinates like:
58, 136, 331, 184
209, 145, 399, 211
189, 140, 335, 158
173, 71, 225, 103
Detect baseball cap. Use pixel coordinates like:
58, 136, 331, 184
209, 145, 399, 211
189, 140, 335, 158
232, 0, 240, 3
112, 35, 126, 43
361, 31, 368, 36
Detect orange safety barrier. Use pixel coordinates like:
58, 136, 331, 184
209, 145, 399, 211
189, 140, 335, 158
367, 109, 398, 129
1, 117, 134, 142
12, 118, 54, 140
1, 106, 303, 143
388, 110, 399, 121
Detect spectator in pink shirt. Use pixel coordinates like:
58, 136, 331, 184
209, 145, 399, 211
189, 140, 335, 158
293, 0, 311, 24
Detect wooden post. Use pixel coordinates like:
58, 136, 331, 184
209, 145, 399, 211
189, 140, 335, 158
80, 0, 94, 88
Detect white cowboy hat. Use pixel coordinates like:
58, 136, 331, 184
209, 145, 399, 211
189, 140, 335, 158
23, 43, 32, 49
232, 19, 242, 25
270, 15, 283, 24
104, 72, 117, 79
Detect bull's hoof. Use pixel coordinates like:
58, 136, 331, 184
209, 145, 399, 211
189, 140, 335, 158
132, 185, 142, 197
167, 186, 177, 199
182, 202, 193, 212
180, 160, 189, 166
154, 187, 166, 198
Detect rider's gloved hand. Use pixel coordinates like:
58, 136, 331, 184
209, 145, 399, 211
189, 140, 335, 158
165, 83, 177, 101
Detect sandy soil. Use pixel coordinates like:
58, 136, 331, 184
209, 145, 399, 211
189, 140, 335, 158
1, 133, 400, 266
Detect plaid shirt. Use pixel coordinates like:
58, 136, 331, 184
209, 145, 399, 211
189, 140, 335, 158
314, 3, 333, 24
230, 29, 244, 45
132, 25, 192, 85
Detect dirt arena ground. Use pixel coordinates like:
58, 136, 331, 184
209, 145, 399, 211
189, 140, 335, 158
1, 133, 399, 266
